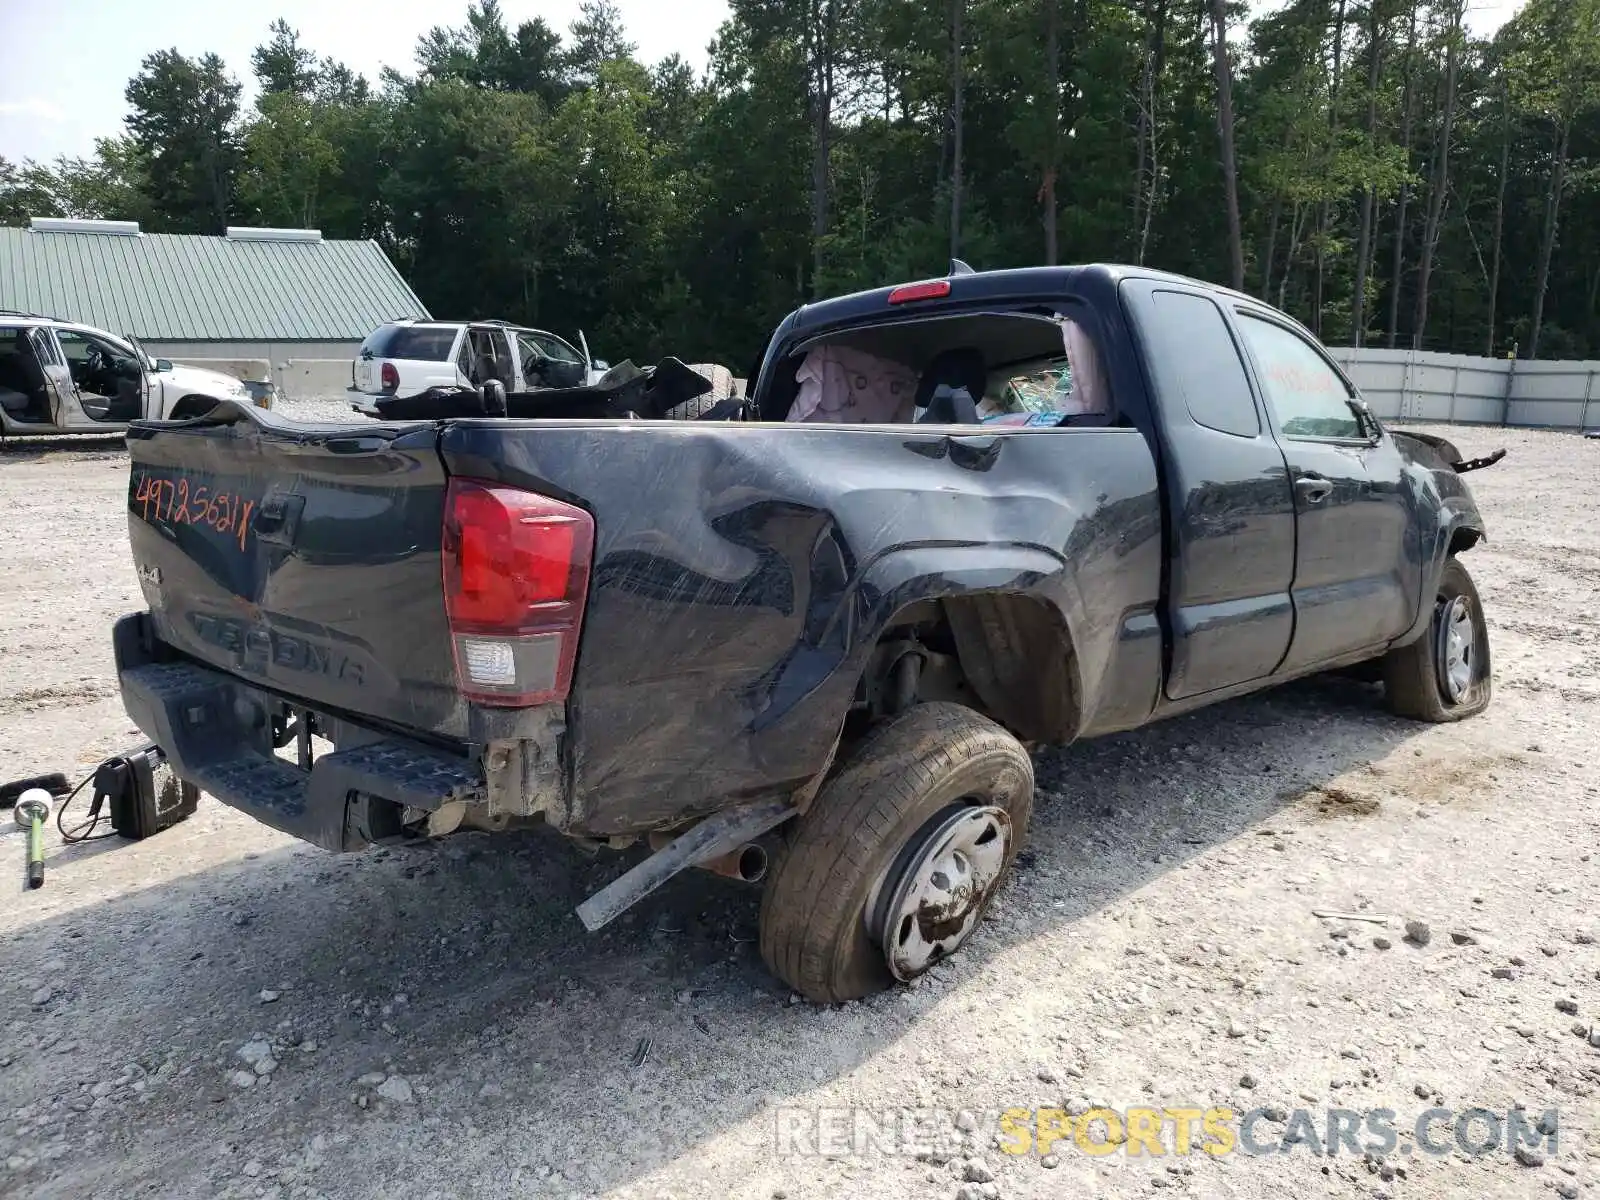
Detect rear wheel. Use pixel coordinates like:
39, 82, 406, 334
1382, 557, 1492, 722
758, 703, 1033, 1003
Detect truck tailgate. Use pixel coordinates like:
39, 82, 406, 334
124, 413, 469, 740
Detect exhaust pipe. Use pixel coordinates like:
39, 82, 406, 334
648, 831, 770, 883
710, 841, 770, 883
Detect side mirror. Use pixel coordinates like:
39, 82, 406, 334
155, 358, 173, 372
1345, 397, 1378, 440
591, 359, 610, 372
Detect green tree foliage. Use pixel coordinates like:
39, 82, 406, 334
124, 50, 243, 233
51, 139, 154, 224
567, 0, 639, 85
253, 18, 320, 97
0, 157, 66, 224
3, 2, 1598, 362
236, 23, 383, 235
1501, 0, 1600, 355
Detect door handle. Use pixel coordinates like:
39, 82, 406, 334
254, 492, 305, 546
1295, 473, 1333, 503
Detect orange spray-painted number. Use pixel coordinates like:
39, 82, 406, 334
131, 470, 258, 553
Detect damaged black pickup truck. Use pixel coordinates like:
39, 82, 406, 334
114, 264, 1501, 1002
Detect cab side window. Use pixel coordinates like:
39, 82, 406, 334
54, 329, 129, 393
515, 333, 545, 372
1148, 291, 1259, 437
530, 333, 582, 365
32, 329, 64, 366
1235, 314, 1362, 440
54, 329, 94, 373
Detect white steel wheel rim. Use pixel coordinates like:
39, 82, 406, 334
871, 804, 1011, 982
1437, 595, 1476, 703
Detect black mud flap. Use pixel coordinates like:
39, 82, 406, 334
1452, 448, 1507, 473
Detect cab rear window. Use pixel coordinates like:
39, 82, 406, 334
361, 325, 458, 361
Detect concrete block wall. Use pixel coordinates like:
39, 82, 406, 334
265, 359, 358, 401
143, 341, 360, 402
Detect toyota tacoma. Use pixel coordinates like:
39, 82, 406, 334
112, 264, 1499, 1002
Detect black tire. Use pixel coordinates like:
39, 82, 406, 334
1382, 556, 1492, 722
168, 394, 221, 422
665, 364, 738, 420
759, 702, 1034, 1003
664, 393, 730, 420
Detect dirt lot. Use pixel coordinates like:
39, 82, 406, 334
0, 421, 1596, 1200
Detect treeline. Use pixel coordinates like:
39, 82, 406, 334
2, 0, 1598, 365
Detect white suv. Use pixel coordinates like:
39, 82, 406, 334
349, 319, 606, 411
0, 312, 259, 438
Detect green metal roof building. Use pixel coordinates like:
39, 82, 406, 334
0, 218, 430, 398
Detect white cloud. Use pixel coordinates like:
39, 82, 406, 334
0, 98, 68, 122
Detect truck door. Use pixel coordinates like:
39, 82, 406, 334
1120, 281, 1297, 699
1231, 309, 1418, 672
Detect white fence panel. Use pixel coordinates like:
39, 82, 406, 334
1326, 347, 1600, 432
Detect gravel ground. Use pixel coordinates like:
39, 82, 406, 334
271, 396, 372, 422
0, 420, 1597, 1200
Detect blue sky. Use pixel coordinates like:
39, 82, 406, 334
0, 0, 733, 164
1, 0, 1525, 167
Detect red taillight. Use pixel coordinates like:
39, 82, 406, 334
887, 279, 952, 305
441, 479, 594, 707
380, 362, 399, 392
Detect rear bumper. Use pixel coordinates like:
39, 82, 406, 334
115, 615, 484, 851
345, 387, 382, 416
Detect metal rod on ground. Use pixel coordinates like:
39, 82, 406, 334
15, 789, 51, 889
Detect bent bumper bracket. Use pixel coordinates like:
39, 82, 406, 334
574, 797, 798, 931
